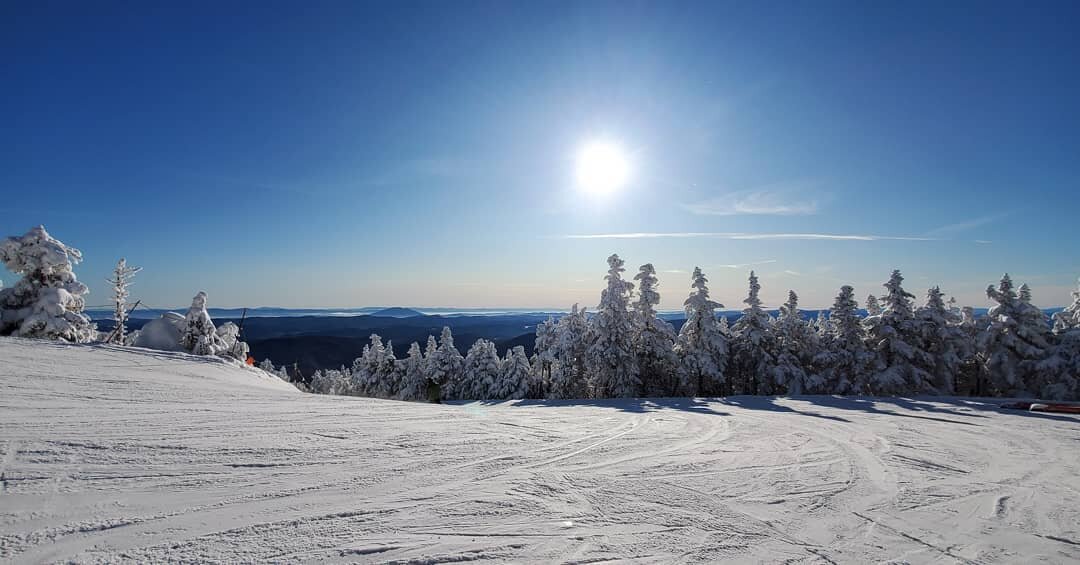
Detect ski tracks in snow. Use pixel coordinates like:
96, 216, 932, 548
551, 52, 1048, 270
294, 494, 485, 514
2, 339, 1079, 563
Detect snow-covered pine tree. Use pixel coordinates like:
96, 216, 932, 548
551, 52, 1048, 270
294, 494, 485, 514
493, 345, 531, 400
0, 226, 96, 342
548, 304, 590, 399
947, 296, 961, 320
632, 263, 679, 396
954, 305, 984, 395
461, 338, 501, 400
310, 368, 350, 396
397, 342, 428, 401
586, 254, 640, 398
772, 290, 822, 395
980, 274, 1050, 396
812, 310, 828, 339
1015, 283, 1055, 397
718, 314, 731, 338
1052, 280, 1080, 335
915, 286, 965, 395
1038, 279, 1080, 400
106, 258, 142, 344
815, 285, 872, 394
865, 294, 882, 317
431, 327, 465, 401
864, 270, 933, 395
675, 267, 728, 396
532, 316, 558, 396
421, 334, 440, 401
375, 340, 399, 398
180, 292, 227, 355
215, 321, 250, 362
350, 334, 387, 396
527, 354, 546, 399
730, 271, 776, 395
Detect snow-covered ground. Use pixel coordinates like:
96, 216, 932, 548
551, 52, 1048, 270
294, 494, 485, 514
1, 338, 1078, 564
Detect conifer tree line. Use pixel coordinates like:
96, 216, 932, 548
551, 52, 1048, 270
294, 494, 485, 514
297, 254, 1079, 402
2, 225, 1076, 401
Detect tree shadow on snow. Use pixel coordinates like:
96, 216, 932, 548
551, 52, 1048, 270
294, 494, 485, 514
719, 396, 852, 423
768, 395, 1079, 425
463, 395, 1078, 425
499, 397, 731, 417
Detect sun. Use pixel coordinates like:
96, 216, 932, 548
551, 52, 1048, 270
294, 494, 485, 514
575, 141, 630, 195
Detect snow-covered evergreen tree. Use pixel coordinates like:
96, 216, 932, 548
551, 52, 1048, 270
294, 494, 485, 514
397, 342, 428, 401
586, 254, 640, 398
215, 321, 250, 362
0, 226, 96, 342
1015, 283, 1055, 397
815, 285, 872, 394
812, 310, 828, 339
375, 340, 399, 398
180, 292, 226, 355
527, 354, 545, 398
947, 296, 961, 320
1038, 279, 1080, 400
460, 339, 501, 399
772, 290, 822, 395
493, 345, 531, 400
915, 287, 965, 395
675, 267, 728, 396
864, 270, 933, 395
865, 294, 882, 317
730, 271, 776, 395
980, 274, 1050, 396
548, 304, 590, 399
532, 316, 558, 396
351, 334, 388, 396
632, 263, 679, 396
421, 335, 440, 401
1052, 280, 1080, 335
310, 368, 351, 396
106, 258, 142, 345
430, 327, 464, 401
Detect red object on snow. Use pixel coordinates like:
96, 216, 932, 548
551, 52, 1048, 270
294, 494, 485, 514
1001, 402, 1080, 414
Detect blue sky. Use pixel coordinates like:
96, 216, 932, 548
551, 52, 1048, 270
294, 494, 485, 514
2, 0, 1078, 309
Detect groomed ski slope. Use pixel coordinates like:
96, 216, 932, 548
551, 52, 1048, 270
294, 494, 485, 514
1, 338, 1078, 564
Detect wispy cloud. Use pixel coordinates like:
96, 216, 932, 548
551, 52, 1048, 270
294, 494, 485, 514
562, 232, 938, 241
681, 184, 822, 216
714, 259, 778, 269
924, 213, 1005, 237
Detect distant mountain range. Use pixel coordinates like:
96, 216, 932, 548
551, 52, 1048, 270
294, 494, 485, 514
368, 307, 426, 318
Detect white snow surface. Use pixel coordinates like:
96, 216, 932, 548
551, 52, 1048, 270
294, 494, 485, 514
1, 337, 1078, 564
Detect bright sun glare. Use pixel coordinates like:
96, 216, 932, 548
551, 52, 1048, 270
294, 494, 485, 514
575, 142, 630, 195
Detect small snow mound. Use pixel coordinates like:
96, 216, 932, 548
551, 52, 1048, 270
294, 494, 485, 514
132, 312, 185, 351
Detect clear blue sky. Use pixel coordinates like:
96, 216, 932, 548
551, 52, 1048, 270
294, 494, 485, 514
2, 0, 1078, 310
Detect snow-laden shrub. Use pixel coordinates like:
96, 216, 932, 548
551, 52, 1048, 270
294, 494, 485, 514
159, 291, 251, 361
0, 226, 96, 342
